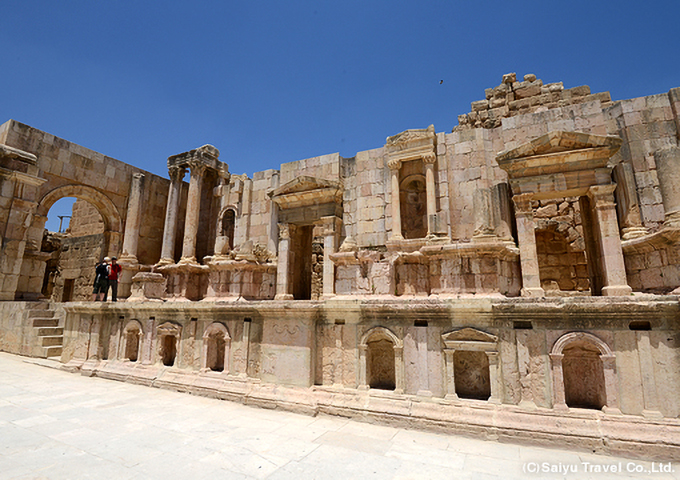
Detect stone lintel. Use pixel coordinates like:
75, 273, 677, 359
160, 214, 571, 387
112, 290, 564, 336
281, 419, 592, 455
496, 131, 622, 164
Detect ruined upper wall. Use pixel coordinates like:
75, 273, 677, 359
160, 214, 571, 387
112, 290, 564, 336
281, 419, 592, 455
456, 73, 612, 130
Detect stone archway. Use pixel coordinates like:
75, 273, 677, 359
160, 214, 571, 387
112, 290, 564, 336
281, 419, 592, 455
26, 185, 123, 301
358, 327, 404, 393
121, 320, 143, 362
550, 332, 619, 413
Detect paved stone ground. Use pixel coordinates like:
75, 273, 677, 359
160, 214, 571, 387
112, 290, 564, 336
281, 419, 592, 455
0, 352, 678, 480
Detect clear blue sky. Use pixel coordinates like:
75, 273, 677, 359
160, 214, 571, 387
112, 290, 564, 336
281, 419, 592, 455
2, 1, 678, 231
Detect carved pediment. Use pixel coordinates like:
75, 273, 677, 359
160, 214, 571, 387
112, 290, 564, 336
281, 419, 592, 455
496, 131, 622, 163
496, 131, 623, 198
268, 176, 343, 209
442, 327, 498, 345
385, 125, 437, 168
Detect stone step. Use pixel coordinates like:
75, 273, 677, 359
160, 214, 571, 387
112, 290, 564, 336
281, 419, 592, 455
33, 318, 59, 328
36, 327, 63, 337
44, 346, 62, 357
41, 335, 63, 347
27, 309, 55, 318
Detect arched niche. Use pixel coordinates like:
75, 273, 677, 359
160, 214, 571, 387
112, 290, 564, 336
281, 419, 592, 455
156, 322, 182, 367
441, 327, 501, 403
399, 173, 427, 239
201, 322, 231, 373
358, 327, 404, 393
121, 320, 143, 362
550, 332, 619, 413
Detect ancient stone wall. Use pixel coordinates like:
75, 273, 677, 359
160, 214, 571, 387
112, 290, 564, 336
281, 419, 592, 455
68, 199, 105, 237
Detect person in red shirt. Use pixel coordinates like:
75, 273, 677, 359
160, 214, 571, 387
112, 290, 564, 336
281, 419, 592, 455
106, 256, 122, 302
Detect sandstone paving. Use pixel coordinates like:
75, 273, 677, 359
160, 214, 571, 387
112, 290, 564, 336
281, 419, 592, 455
0, 353, 678, 480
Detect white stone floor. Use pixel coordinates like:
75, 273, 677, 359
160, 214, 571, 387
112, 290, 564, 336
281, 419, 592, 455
0, 353, 678, 480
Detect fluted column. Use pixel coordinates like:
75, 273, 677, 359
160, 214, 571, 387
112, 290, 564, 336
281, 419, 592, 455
423, 153, 438, 237
179, 161, 207, 265
275, 223, 294, 300
120, 173, 145, 263
587, 184, 632, 296
158, 167, 185, 265
512, 193, 544, 297
388, 159, 403, 240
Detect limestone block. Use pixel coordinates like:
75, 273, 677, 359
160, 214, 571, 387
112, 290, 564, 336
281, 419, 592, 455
129, 272, 166, 301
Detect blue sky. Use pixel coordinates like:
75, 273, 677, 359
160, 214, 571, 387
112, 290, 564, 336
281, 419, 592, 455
1, 1, 678, 231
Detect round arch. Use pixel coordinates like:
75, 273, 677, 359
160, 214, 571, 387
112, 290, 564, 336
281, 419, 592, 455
37, 184, 122, 232
551, 331, 613, 357
360, 326, 402, 348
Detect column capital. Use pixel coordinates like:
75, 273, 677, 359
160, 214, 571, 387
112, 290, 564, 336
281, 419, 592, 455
187, 160, 208, 178
169, 166, 186, 182
512, 193, 534, 215
278, 223, 291, 240
320, 216, 342, 236
587, 183, 617, 206
387, 158, 402, 170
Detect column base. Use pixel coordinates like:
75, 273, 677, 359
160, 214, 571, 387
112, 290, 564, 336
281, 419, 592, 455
601, 285, 633, 296
178, 256, 198, 266
642, 409, 664, 420
521, 287, 545, 298
274, 293, 294, 300
156, 257, 175, 266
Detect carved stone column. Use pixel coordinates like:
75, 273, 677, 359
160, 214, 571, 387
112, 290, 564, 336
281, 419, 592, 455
423, 153, 438, 237
158, 166, 185, 265
321, 216, 341, 298
654, 145, 680, 228
443, 349, 458, 400
179, 161, 207, 265
275, 223, 294, 300
512, 193, 544, 297
388, 159, 403, 240
486, 351, 501, 404
120, 173, 145, 263
549, 353, 568, 411
587, 185, 632, 296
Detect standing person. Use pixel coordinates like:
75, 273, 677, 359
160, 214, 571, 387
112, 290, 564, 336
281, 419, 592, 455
91, 257, 110, 301
107, 257, 122, 302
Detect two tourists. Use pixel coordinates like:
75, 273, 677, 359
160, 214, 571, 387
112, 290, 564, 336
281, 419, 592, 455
91, 256, 122, 301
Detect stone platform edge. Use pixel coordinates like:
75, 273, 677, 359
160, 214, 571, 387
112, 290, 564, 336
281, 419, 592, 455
61, 357, 680, 462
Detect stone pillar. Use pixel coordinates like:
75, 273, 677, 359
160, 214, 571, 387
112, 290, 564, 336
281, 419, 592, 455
358, 344, 368, 390
443, 349, 458, 400
486, 351, 501, 404
213, 173, 231, 255
275, 223, 294, 300
549, 353, 568, 411
158, 167, 185, 265
636, 331, 663, 419
120, 173, 145, 263
587, 185, 632, 296
321, 216, 341, 298
179, 161, 207, 265
394, 344, 404, 394
423, 153, 437, 237
388, 159, 403, 240
512, 193, 544, 297
654, 145, 680, 228
141, 317, 156, 365
415, 327, 432, 397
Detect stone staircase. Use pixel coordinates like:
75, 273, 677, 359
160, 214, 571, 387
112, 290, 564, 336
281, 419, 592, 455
28, 304, 63, 359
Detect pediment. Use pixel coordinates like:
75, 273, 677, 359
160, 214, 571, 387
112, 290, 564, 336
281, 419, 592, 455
268, 176, 343, 210
441, 327, 497, 343
269, 176, 341, 197
496, 131, 622, 163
